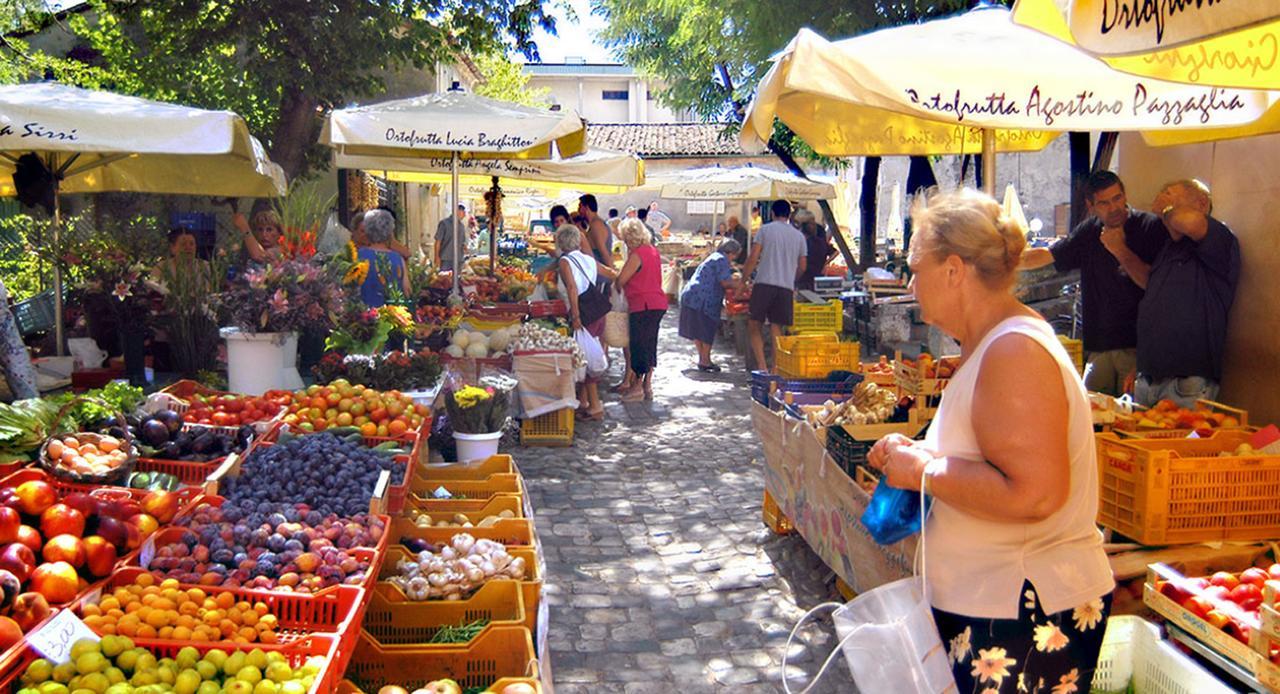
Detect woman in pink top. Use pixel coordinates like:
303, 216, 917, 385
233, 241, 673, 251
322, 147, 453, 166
615, 219, 669, 401
868, 189, 1113, 692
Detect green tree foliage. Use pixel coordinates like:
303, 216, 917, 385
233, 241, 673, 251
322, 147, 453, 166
71, 0, 557, 179
473, 52, 550, 107
0, 1, 114, 86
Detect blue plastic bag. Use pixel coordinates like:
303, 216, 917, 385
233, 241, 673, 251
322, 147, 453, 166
860, 477, 932, 545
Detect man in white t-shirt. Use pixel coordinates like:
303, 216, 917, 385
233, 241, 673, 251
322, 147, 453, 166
647, 201, 672, 238
741, 200, 807, 372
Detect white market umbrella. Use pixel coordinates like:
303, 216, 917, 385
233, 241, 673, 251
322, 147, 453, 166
885, 182, 903, 248
322, 90, 586, 290
0, 82, 288, 353
1013, 0, 1280, 88
1002, 184, 1029, 234
658, 165, 835, 201
740, 6, 1280, 192
335, 146, 643, 195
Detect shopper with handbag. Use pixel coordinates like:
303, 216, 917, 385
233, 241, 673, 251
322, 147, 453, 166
867, 189, 1114, 691
555, 225, 616, 421
615, 218, 669, 402
678, 239, 742, 372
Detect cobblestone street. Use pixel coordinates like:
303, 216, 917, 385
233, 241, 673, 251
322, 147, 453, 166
510, 314, 852, 693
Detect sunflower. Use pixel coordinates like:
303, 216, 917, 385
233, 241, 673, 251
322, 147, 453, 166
378, 304, 415, 330
346, 240, 358, 262
343, 260, 370, 286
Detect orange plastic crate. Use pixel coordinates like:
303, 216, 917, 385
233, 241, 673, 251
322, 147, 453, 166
412, 455, 518, 488
409, 475, 524, 505
1, 465, 204, 513
774, 334, 860, 379
1097, 430, 1280, 544
345, 627, 538, 692
0, 634, 341, 694
789, 299, 843, 335
363, 579, 525, 647
520, 408, 574, 447
403, 495, 525, 522
390, 517, 536, 548
379, 545, 541, 635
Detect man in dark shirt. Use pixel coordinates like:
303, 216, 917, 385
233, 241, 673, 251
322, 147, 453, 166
1134, 179, 1240, 408
1022, 170, 1167, 395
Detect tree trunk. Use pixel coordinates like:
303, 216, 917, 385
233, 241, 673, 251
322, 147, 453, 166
859, 157, 881, 268
269, 89, 320, 181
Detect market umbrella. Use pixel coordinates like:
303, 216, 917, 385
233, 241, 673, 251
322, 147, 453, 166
1012, 0, 1280, 89
739, 6, 1280, 191
0, 82, 288, 354
334, 146, 643, 195
322, 90, 586, 291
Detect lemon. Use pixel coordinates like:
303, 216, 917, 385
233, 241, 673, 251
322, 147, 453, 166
52, 662, 77, 684
74, 653, 109, 676
195, 659, 218, 681
69, 640, 101, 661
134, 653, 157, 674
98, 636, 126, 659
24, 658, 54, 683
129, 670, 158, 687
253, 681, 279, 694
175, 647, 200, 670
203, 649, 228, 670
197, 683, 220, 694
245, 649, 269, 671
37, 683, 69, 694
279, 682, 307, 694
103, 668, 124, 686
236, 665, 263, 685
173, 669, 202, 694
77, 672, 110, 694
264, 662, 292, 684
223, 652, 246, 677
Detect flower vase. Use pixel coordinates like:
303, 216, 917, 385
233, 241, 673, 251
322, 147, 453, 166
453, 430, 503, 462
220, 328, 304, 395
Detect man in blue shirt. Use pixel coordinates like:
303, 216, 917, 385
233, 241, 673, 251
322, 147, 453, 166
1135, 179, 1241, 407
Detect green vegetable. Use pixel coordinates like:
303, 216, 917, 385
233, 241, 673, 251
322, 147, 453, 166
48, 382, 145, 428
129, 472, 151, 489
0, 398, 68, 458
428, 618, 490, 644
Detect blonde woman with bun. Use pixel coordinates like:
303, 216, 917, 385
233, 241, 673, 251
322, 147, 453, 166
867, 188, 1114, 691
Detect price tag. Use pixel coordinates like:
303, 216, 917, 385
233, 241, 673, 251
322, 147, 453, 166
139, 535, 157, 569
27, 609, 99, 664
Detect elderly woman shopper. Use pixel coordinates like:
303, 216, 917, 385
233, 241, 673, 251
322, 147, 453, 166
868, 189, 1113, 691
555, 225, 617, 420
356, 209, 411, 308
678, 239, 741, 372
615, 218, 668, 401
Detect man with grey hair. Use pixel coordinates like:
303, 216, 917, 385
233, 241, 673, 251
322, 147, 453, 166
434, 204, 467, 271
1134, 178, 1240, 407
678, 238, 743, 372
357, 209, 411, 307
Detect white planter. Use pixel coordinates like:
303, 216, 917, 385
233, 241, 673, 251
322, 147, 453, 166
220, 328, 304, 395
453, 430, 503, 463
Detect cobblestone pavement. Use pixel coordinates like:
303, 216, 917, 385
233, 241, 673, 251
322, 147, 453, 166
508, 313, 854, 693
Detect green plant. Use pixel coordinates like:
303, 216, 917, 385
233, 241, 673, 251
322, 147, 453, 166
158, 250, 227, 376
274, 181, 335, 259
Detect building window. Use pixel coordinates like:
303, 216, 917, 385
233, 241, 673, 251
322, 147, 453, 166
602, 90, 628, 101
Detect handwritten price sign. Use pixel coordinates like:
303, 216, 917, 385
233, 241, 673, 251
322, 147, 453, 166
27, 610, 99, 664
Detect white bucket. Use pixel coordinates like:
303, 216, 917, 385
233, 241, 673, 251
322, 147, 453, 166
221, 328, 304, 395
453, 430, 503, 462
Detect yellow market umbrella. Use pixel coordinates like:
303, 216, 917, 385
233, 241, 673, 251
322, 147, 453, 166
335, 146, 642, 195
0, 82, 287, 353
740, 5, 1279, 185
1013, 0, 1280, 89
322, 89, 587, 290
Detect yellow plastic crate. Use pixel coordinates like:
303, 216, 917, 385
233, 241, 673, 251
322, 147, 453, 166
774, 334, 860, 379
791, 299, 842, 335
520, 408, 574, 447
1057, 335, 1084, 375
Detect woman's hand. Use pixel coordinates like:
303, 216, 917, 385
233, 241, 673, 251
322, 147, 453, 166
869, 433, 931, 492
572, 315, 583, 332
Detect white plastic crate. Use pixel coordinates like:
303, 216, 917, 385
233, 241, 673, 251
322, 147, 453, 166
1091, 615, 1235, 694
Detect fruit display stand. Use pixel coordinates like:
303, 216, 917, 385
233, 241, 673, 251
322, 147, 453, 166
892, 352, 957, 398
344, 627, 540, 693
259, 426, 422, 513
1144, 562, 1280, 693
203, 451, 397, 517
378, 545, 542, 636
1096, 430, 1280, 545
1112, 398, 1249, 435
362, 579, 526, 647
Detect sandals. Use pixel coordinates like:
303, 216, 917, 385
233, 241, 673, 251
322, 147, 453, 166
696, 363, 722, 373
620, 388, 645, 402
575, 409, 605, 421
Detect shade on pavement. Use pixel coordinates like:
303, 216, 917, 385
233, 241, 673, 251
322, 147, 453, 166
739, 6, 1280, 159
1012, 0, 1280, 88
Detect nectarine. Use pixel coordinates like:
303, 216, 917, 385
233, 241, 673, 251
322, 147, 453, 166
29, 561, 78, 603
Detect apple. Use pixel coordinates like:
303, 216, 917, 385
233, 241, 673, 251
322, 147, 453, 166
94, 516, 129, 552
41, 534, 85, 568
140, 491, 180, 524
0, 616, 20, 650
0, 507, 20, 544
81, 536, 117, 578
13, 526, 41, 555
28, 562, 77, 603
1183, 595, 1214, 619
0, 544, 36, 583
1203, 585, 1232, 604
1231, 583, 1264, 612
1210, 571, 1240, 591
1205, 609, 1232, 630
1159, 579, 1194, 604
1241, 568, 1270, 587
99, 499, 141, 521
39, 504, 86, 539
9, 592, 50, 631
12, 481, 56, 517
58, 493, 97, 519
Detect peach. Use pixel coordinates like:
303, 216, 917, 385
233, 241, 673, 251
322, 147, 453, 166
0, 544, 36, 583
0, 616, 20, 649
41, 534, 86, 568
13, 481, 56, 517
59, 493, 97, 519
129, 513, 158, 538
40, 504, 86, 539
82, 536, 117, 578
0, 507, 19, 544
9, 592, 50, 632
29, 561, 78, 604
140, 491, 180, 524
14, 526, 41, 554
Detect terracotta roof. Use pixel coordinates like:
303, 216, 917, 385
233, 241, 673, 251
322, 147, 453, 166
586, 123, 748, 159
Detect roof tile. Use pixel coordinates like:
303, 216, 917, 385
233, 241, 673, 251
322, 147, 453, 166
586, 123, 746, 158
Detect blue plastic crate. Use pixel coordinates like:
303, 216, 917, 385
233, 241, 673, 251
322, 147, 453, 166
750, 370, 862, 408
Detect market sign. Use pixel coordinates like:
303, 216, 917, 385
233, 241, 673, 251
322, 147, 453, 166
1063, 0, 1280, 55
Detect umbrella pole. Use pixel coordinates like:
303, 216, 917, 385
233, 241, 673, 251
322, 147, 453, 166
53, 186, 64, 357
981, 128, 996, 196
451, 151, 461, 296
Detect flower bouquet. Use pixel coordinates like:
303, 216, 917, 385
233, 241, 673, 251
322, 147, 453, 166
312, 348, 443, 391
441, 373, 516, 435
216, 257, 344, 334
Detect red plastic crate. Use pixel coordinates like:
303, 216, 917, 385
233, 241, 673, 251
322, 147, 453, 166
528, 299, 567, 318
0, 467, 203, 514
0, 633, 341, 694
